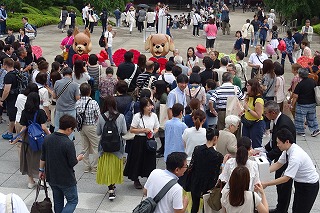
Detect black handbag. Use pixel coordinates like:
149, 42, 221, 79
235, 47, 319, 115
142, 117, 157, 152
30, 180, 53, 213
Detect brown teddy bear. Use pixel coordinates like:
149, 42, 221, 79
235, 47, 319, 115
72, 28, 92, 63
145, 34, 175, 58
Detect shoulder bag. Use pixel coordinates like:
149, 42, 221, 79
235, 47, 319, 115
252, 54, 263, 80
206, 179, 222, 211
252, 191, 258, 213
124, 64, 138, 87
76, 99, 91, 131
30, 180, 53, 213
141, 117, 157, 152
56, 79, 72, 100
95, 65, 102, 104
226, 86, 243, 117
262, 77, 275, 99
133, 179, 177, 213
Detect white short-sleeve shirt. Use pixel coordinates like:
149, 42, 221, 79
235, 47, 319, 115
219, 158, 261, 191
182, 127, 207, 160
104, 31, 113, 47
278, 144, 319, 183
248, 52, 268, 68
221, 189, 261, 212
144, 169, 183, 213
131, 112, 160, 136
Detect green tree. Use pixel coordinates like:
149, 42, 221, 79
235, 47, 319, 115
2, 0, 23, 12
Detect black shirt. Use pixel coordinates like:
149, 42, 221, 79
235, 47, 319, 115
251, 20, 260, 32
20, 109, 47, 126
115, 94, 133, 114
117, 62, 141, 92
199, 69, 218, 87
41, 132, 78, 187
4, 71, 18, 100
294, 78, 316, 104
213, 59, 220, 69
4, 34, 15, 45
293, 32, 303, 46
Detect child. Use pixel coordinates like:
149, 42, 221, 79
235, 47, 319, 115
269, 25, 279, 59
288, 63, 302, 118
274, 62, 285, 111
259, 18, 269, 49
205, 79, 218, 128
233, 31, 244, 53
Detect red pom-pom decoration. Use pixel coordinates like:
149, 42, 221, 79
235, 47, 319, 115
112, 48, 141, 67
196, 44, 206, 53
277, 40, 286, 52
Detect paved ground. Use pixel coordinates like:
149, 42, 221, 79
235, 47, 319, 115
0, 8, 320, 213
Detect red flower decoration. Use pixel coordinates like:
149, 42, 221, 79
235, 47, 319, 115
112, 48, 141, 67
72, 54, 89, 64
297, 56, 313, 68
149, 57, 168, 74
99, 49, 109, 60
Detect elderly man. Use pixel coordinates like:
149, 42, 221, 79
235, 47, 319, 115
174, 55, 188, 75
248, 45, 268, 79
264, 100, 296, 213
216, 115, 239, 156
209, 72, 244, 130
301, 19, 313, 47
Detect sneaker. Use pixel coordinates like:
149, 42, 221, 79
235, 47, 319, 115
297, 133, 306, 137
108, 190, 116, 200
28, 182, 36, 189
156, 153, 164, 158
311, 129, 320, 137
2, 132, 13, 140
262, 46, 265, 50
250, 45, 253, 47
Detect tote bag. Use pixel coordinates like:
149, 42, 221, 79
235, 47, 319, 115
159, 104, 168, 129
226, 86, 243, 117
65, 15, 71, 25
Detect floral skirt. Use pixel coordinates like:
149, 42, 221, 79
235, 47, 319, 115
96, 152, 123, 186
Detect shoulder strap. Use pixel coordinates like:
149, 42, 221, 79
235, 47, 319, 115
238, 62, 247, 82
83, 99, 91, 113
57, 80, 72, 99
5, 194, 13, 213
256, 54, 263, 64
252, 191, 256, 212
127, 64, 138, 85
101, 113, 108, 121
194, 87, 201, 99
33, 110, 38, 123
153, 179, 177, 203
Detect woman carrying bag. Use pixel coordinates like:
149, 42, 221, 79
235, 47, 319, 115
58, 5, 68, 33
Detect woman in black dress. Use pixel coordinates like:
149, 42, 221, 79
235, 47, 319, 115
123, 97, 159, 189
188, 128, 223, 213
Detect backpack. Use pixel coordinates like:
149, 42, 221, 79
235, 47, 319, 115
31, 24, 37, 37
132, 179, 177, 213
100, 113, 121, 152
100, 11, 107, 21
161, 74, 172, 92
10, 70, 29, 95
99, 33, 106, 47
76, 99, 90, 131
308, 67, 320, 83
124, 101, 135, 130
185, 86, 201, 114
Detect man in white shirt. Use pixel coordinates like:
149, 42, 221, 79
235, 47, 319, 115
158, 61, 176, 84
301, 19, 313, 46
192, 11, 201, 37
241, 19, 254, 57
104, 25, 116, 66
248, 45, 268, 79
144, 152, 189, 213
82, 3, 90, 29
0, 193, 29, 213
262, 128, 319, 213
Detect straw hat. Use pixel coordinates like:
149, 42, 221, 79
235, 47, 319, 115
129, 6, 135, 11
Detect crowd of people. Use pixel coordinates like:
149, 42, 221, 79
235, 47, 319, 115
0, 1, 320, 213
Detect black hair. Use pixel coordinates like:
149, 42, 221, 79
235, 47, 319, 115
154, 80, 167, 100
236, 30, 242, 37
236, 51, 244, 60
124, 51, 134, 62
165, 61, 175, 71
54, 55, 64, 64
187, 47, 196, 61
276, 128, 295, 144
206, 79, 216, 90
287, 30, 293, 39
236, 146, 249, 166
172, 66, 182, 77
166, 152, 188, 172
153, 61, 160, 74
35, 72, 47, 85
140, 89, 151, 99
3, 44, 11, 52
176, 74, 189, 83
139, 97, 153, 117
105, 67, 114, 75
115, 80, 128, 94
172, 103, 184, 117
206, 128, 219, 141
237, 136, 252, 150
203, 56, 214, 69
59, 114, 77, 130
22, 83, 39, 96
24, 92, 40, 113
314, 55, 320, 66
274, 61, 284, 76
88, 54, 98, 65
189, 73, 201, 84
80, 83, 91, 96
192, 65, 201, 73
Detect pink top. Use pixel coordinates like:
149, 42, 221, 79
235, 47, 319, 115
303, 46, 312, 58
205, 24, 218, 38
60, 36, 74, 47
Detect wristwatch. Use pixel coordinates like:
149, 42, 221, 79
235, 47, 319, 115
247, 108, 251, 112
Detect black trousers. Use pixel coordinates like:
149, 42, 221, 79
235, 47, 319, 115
193, 25, 199, 36
293, 181, 319, 213
243, 38, 250, 57
275, 163, 292, 213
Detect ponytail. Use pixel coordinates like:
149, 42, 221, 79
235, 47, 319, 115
192, 109, 206, 131
195, 117, 201, 130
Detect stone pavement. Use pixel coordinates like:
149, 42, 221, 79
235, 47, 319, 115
0, 8, 320, 213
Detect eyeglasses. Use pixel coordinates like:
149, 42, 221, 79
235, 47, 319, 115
182, 164, 189, 169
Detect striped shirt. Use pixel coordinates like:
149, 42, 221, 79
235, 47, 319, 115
209, 82, 244, 109
0, 68, 7, 89
87, 65, 101, 90
136, 72, 157, 89
75, 96, 100, 125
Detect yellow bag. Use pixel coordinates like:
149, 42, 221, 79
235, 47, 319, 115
62, 49, 68, 60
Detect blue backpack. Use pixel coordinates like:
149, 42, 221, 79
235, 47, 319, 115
11, 111, 46, 151
124, 101, 135, 130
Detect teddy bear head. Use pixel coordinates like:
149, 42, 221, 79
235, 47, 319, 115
145, 34, 175, 58
72, 28, 92, 55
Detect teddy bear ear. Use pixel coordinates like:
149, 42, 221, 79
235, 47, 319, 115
73, 27, 79, 36
165, 35, 175, 52
84, 29, 91, 38
145, 35, 152, 51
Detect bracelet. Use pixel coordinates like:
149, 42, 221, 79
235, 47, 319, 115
221, 163, 225, 167
39, 168, 45, 172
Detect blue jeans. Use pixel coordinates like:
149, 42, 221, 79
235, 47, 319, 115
251, 31, 259, 47
116, 19, 120, 27
50, 184, 78, 213
242, 120, 265, 148
106, 47, 114, 65
54, 110, 76, 140
281, 52, 294, 67
295, 103, 319, 134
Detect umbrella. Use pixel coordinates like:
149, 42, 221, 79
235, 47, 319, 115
138, 4, 149, 8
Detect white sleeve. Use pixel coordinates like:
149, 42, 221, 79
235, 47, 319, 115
182, 129, 188, 142
131, 113, 141, 128
172, 186, 184, 210
42, 89, 51, 107
219, 160, 232, 182
153, 113, 160, 130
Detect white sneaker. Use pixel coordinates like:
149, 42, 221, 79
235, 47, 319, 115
28, 182, 36, 189
250, 45, 253, 47
262, 46, 265, 50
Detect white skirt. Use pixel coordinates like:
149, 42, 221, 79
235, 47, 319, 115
270, 39, 279, 49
